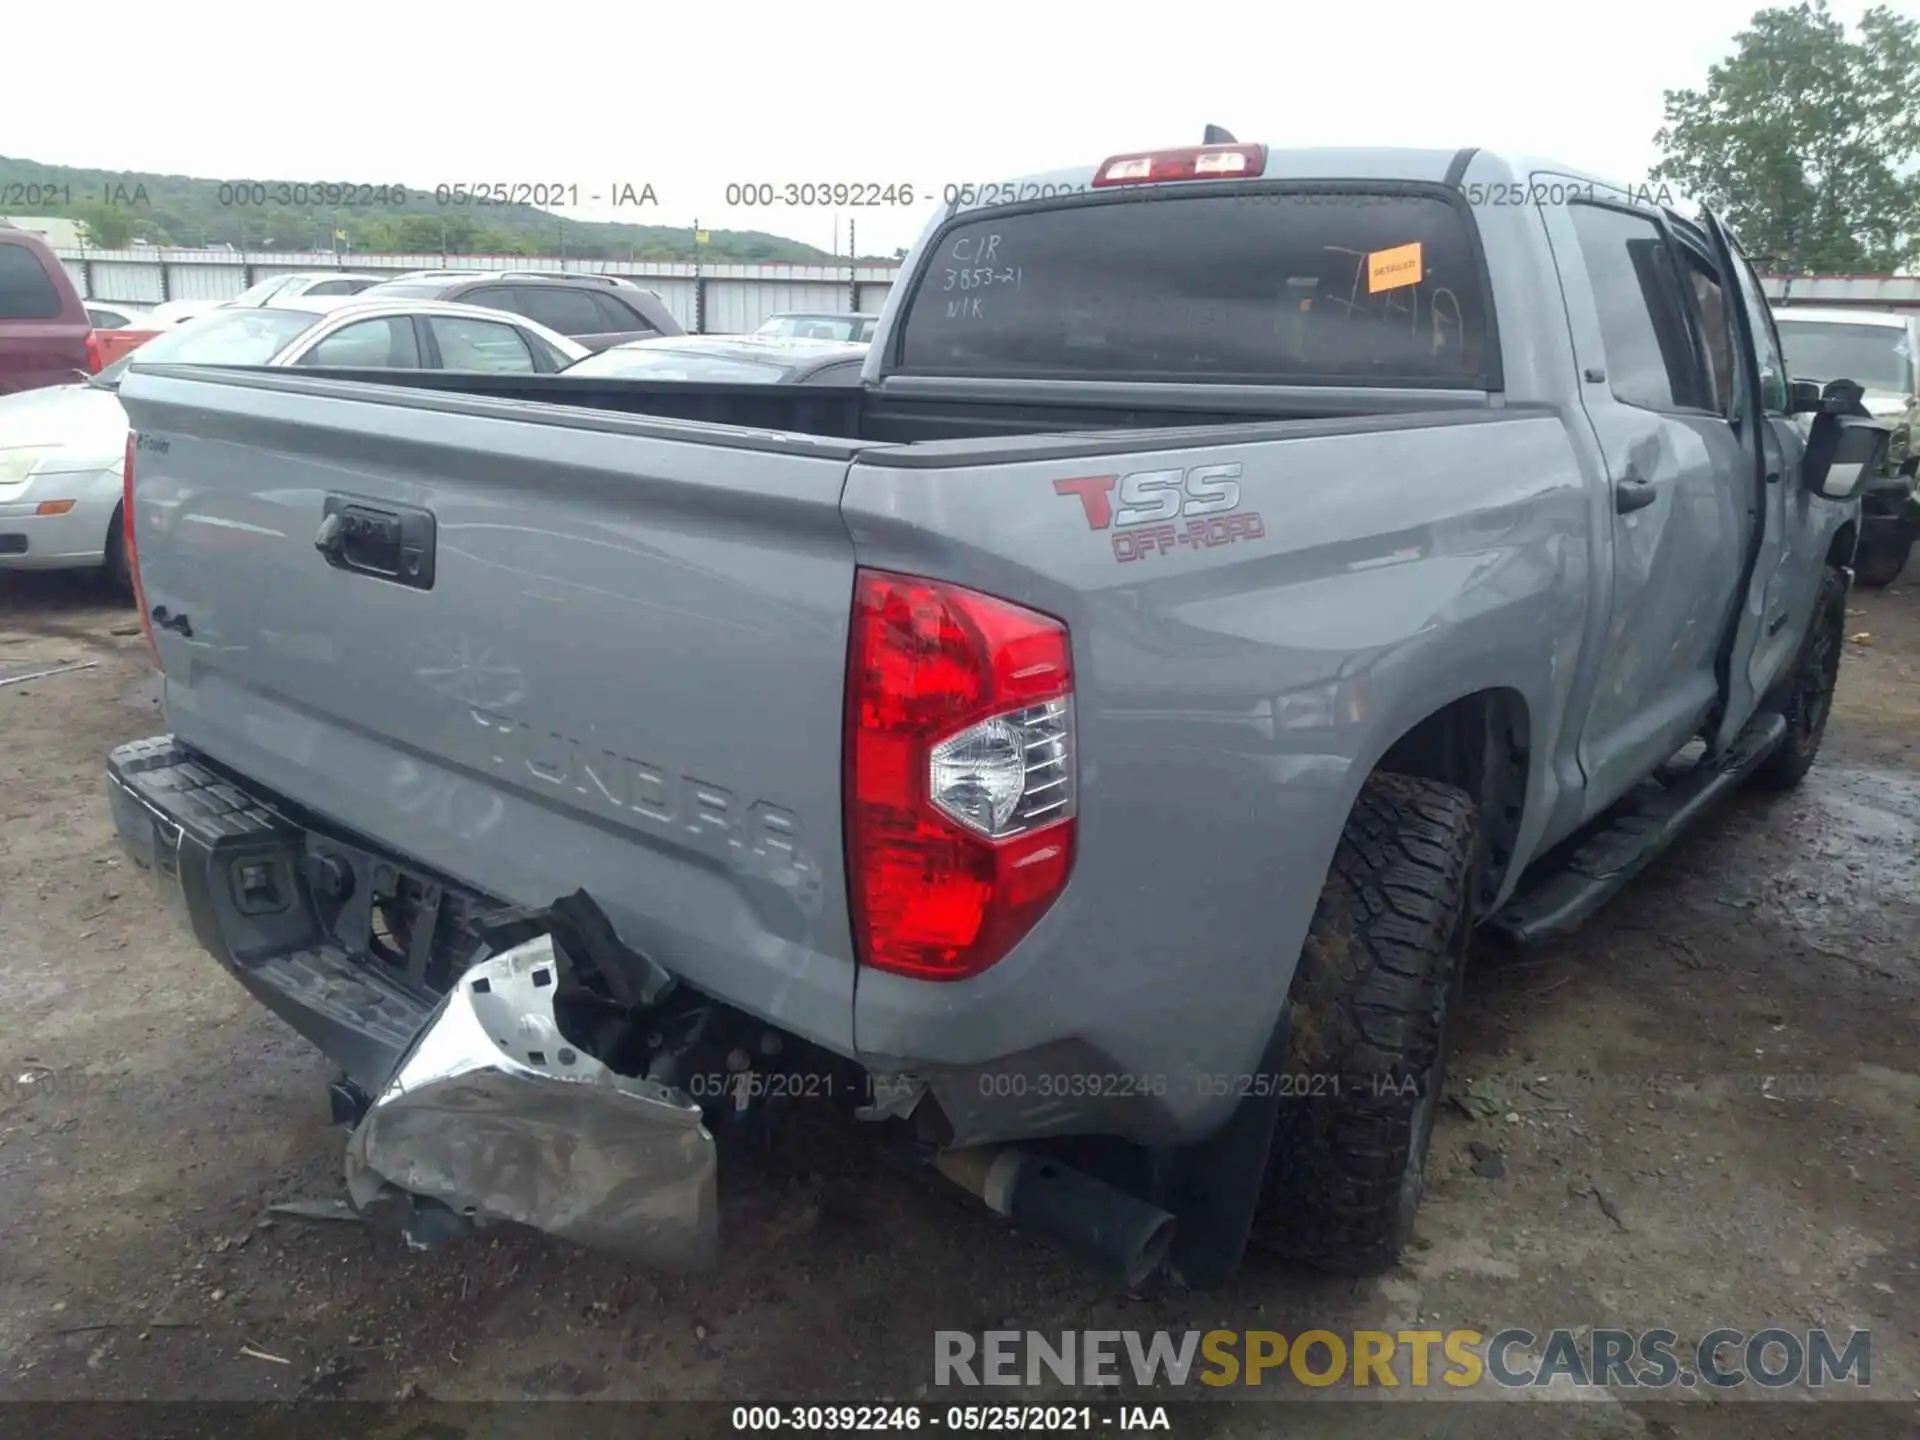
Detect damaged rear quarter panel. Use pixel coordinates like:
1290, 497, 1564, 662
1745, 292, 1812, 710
841, 414, 1588, 1145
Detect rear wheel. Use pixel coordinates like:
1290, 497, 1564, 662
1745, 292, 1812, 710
1251, 771, 1477, 1275
1853, 531, 1912, 588
101, 503, 132, 599
1751, 566, 1847, 792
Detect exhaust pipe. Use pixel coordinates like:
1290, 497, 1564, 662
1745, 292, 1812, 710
936, 1146, 1176, 1287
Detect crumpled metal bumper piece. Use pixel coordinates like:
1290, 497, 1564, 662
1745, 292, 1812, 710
343, 934, 718, 1269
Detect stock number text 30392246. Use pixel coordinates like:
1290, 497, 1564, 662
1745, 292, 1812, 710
217, 183, 409, 208
724, 183, 917, 207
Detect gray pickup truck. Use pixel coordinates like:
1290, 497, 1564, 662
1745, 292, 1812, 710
108, 140, 1889, 1288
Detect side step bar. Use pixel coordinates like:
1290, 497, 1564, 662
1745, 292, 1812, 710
1486, 711, 1787, 946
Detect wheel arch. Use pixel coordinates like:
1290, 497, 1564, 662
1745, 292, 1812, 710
1371, 686, 1532, 917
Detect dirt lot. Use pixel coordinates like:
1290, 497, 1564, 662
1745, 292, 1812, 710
1, 563, 1917, 1439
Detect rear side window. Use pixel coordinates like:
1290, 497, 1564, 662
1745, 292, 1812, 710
428, 315, 536, 373
589, 290, 648, 333
897, 190, 1494, 387
515, 287, 605, 336
297, 316, 422, 368
305, 278, 364, 297
0, 244, 65, 320
1567, 204, 1702, 412
461, 285, 521, 314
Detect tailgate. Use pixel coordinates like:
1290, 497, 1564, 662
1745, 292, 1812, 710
119, 366, 862, 1055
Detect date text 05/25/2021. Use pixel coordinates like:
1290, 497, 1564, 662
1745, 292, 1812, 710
208, 182, 659, 208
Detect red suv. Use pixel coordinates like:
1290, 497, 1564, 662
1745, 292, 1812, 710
0, 227, 92, 395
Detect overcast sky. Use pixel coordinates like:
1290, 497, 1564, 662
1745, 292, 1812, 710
7, 0, 1916, 257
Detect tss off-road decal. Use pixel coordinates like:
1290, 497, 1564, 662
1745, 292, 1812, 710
1054, 463, 1266, 563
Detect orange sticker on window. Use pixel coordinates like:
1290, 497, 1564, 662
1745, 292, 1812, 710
1367, 242, 1423, 293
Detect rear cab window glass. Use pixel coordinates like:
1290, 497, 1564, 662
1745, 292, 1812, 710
897, 189, 1494, 386
0, 244, 66, 320
1567, 204, 1704, 411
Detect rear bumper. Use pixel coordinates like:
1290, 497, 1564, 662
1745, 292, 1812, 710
107, 735, 1232, 1152
106, 735, 438, 1092
107, 735, 720, 1266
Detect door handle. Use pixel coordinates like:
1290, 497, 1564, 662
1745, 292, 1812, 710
1614, 477, 1658, 515
315, 495, 437, 591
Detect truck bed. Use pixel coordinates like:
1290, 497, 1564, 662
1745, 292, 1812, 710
117, 360, 1577, 1147
165, 363, 1493, 448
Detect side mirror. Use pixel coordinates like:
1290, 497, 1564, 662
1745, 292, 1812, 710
1788, 378, 1824, 415
1801, 409, 1890, 501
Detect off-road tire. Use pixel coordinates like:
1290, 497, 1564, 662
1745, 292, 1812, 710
101, 503, 133, 599
1852, 532, 1912, 588
1750, 566, 1847, 791
1251, 771, 1477, 1275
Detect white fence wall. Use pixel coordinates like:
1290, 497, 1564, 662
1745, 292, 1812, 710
58, 248, 902, 333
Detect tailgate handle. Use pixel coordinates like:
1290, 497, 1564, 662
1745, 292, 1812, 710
316, 495, 436, 591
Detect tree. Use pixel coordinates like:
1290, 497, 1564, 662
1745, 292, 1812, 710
1652, 1, 1920, 273
72, 200, 136, 249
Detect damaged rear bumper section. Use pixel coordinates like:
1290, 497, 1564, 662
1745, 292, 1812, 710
345, 933, 717, 1267
107, 736, 717, 1270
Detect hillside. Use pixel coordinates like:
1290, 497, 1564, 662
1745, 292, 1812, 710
0, 156, 858, 263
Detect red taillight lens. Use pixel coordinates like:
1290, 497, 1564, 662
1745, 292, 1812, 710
846, 570, 1076, 981
124, 431, 157, 660
85, 332, 105, 374
1092, 143, 1267, 187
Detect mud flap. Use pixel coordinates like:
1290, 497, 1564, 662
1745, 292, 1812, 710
343, 929, 718, 1269
1162, 1000, 1291, 1289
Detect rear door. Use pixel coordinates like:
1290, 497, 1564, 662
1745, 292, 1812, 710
0, 236, 90, 395
1542, 195, 1752, 812
121, 366, 866, 1053
420, 313, 544, 373
1702, 215, 1817, 745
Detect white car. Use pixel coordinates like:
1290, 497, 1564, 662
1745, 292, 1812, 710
0, 297, 586, 590
85, 301, 158, 330
145, 273, 389, 328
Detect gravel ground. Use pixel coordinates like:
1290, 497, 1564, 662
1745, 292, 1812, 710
1, 562, 1916, 1440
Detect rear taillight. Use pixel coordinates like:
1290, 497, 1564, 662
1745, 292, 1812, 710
85, 332, 105, 374
1092, 143, 1267, 188
124, 431, 157, 660
846, 570, 1076, 981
